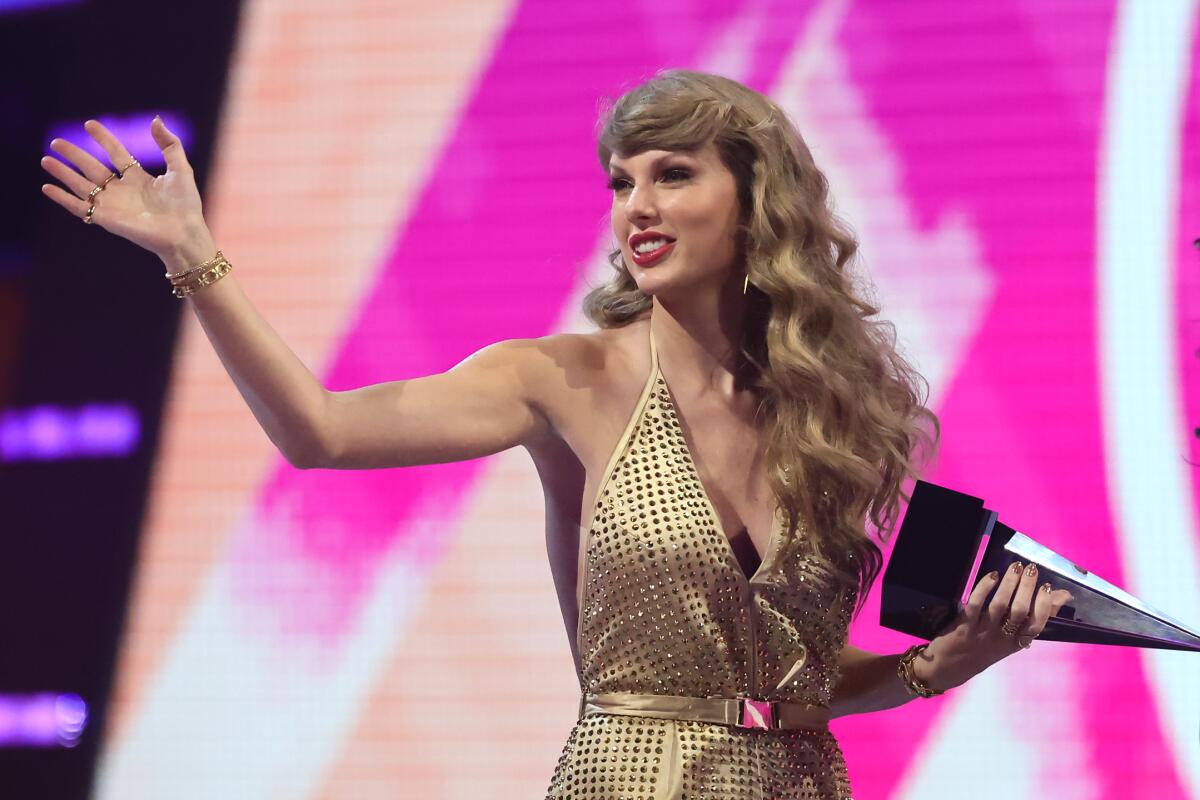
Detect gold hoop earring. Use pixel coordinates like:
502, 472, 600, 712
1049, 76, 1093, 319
743, 273, 750, 295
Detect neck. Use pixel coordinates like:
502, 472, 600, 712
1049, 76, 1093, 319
650, 274, 753, 399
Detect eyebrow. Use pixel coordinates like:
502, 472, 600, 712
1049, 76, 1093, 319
608, 151, 697, 176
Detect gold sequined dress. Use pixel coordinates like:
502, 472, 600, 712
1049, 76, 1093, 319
545, 327, 856, 799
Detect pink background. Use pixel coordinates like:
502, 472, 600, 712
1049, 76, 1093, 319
94, 1, 1200, 797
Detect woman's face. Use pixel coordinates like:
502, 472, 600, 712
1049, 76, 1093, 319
608, 143, 742, 297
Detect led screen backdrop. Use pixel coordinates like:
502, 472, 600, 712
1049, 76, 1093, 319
89, 1, 1198, 798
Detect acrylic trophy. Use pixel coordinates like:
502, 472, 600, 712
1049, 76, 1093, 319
881, 480, 1200, 651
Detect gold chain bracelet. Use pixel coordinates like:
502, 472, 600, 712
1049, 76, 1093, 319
897, 644, 945, 698
165, 249, 222, 281
166, 250, 232, 298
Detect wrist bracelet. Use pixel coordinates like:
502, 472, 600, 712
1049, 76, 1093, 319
897, 644, 945, 698
165, 249, 223, 282
168, 250, 232, 298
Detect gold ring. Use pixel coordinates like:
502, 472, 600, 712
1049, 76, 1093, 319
83, 203, 97, 224
117, 158, 141, 178
99, 171, 118, 190
1018, 635, 1035, 649
87, 184, 104, 200
1000, 616, 1022, 636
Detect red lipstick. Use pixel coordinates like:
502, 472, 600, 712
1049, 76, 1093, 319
628, 231, 676, 267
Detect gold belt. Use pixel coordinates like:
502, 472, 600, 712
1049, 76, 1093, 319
579, 692, 832, 731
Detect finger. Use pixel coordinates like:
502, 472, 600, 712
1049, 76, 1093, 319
151, 116, 191, 174
1050, 588, 1074, 618
41, 155, 94, 200
1024, 582, 1055, 630
49, 136, 113, 184
962, 569, 1001, 624
1006, 562, 1040, 630
1016, 582, 1054, 647
1018, 585, 1074, 648
985, 561, 1025, 628
83, 119, 142, 178
41, 182, 90, 218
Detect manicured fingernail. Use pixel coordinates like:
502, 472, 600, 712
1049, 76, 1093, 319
1024, 563, 1038, 578
1040, 582, 1051, 593
986, 570, 1000, 581
1010, 561, 1023, 573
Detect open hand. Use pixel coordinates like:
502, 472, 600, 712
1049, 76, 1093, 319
916, 560, 1074, 691
40, 117, 213, 263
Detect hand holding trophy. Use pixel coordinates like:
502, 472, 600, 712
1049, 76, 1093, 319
882, 481, 1200, 663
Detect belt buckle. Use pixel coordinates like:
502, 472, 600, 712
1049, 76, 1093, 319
736, 696, 779, 730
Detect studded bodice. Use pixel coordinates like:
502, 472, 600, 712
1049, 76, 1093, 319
545, 325, 857, 799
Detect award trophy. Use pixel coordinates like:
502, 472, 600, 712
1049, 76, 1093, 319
881, 480, 1200, 651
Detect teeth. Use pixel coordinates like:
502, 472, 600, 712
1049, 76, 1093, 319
634, 239, 670, 254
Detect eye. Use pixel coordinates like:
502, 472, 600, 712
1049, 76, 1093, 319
607, 176, 632, 192
661, 168, 691, 182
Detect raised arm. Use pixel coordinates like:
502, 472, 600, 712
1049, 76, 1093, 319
316, 338, 553, 469
182, 266, 553, 470
40, 117, 553, 470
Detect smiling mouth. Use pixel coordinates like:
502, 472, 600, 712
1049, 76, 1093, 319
630, 239, 675, 266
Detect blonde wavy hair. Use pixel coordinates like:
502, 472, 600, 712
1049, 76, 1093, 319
584, 70, 940, 609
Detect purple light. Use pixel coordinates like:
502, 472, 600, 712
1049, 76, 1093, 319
46, 112, 192, 170
75, 404, 141, 456
0, 693, 88, 748
0, 0, 81, 13
25, 406, 70, 458
0, 403, 140, 462
55, 694, 88, 747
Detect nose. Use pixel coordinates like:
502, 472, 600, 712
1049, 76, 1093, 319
622, 182, 659, 226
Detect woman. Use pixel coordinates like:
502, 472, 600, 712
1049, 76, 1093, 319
40, 70, 1071, 798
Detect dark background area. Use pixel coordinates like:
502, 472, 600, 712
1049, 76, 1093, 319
0, 1, 241, 795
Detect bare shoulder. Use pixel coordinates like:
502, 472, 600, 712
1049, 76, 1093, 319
513, 321, 646, 398
510, 319, 651, 442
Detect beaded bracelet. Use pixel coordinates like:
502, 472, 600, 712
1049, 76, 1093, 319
897, 644, 945, 698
